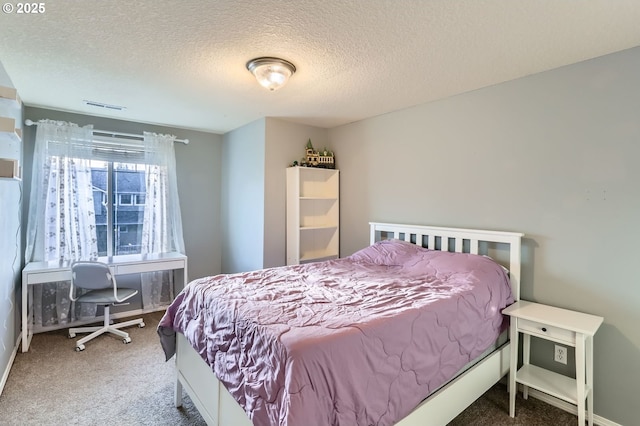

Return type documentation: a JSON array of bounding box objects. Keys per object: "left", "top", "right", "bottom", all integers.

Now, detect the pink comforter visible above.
[{"left": 158, "top": 239, "right": 513, "bottom": 426}]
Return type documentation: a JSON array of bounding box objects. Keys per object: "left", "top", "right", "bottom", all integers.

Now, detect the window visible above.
[
  {"left": 118, "top": 194, "right": 133, "bottom": 205},
  {"left": 92, "top": 160, "right": 146, "bottom": 256},
  {"left": 26, "top": 122, "right": 186, "bottom": 326},
  {"left": 134, "top": 194, "right": 146, "bottom": 205},
  {"left": 26, "top": 122, "right": 185, "bottom": 263}
]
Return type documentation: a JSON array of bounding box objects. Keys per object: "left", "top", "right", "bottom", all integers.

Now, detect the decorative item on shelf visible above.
[
  {"left": 291, "top": 139, "right": 335, "bottom": 169},
  {"left": 0, "top": 116, "right": 21, "bottom": 143},
  {"left": 0, "top": 158, "right": 20, "bottom": 180},
  {"left": 0, "top": 85, "right": 19, "bottom": 103}
]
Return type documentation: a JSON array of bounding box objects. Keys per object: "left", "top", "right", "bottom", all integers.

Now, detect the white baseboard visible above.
[
  {"left": 0, "top": 334, "right": 20, "bottom": 397},
  {"left": 521, "top": 386, "right": 621, "bottom": 426}
]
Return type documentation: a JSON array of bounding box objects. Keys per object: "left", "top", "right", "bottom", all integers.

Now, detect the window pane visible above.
[
  {"left": 89, "top": 160, "right": 147, "bottom": 257},
  {"left": 119, "top": 194, "right": 133, "bottom": 205},
  {"left": 113, "top": 162, "right": 146, "bottom": 255},
  {"left": 90, "top": 161, "right": 109, "bottom": 257}
]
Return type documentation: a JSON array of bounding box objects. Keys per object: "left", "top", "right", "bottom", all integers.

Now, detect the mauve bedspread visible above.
[{"left": 158, "top": 239, "right": 514, "bottom": 426}]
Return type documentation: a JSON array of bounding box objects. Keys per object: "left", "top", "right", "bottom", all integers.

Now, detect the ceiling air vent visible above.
[{"left": 83, "top": 100, "right": 126, "bottom": 111}]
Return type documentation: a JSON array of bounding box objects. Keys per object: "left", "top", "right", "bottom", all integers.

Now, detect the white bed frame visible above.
[{"left": 173, "top": 222, "right": 524, "bottom": 426}]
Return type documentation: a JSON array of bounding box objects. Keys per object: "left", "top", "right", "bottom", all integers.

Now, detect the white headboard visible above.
[{"left": 369, "top": 222, "right": 524, "bottom": 301}]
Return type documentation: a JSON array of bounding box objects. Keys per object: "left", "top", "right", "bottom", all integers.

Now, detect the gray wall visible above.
[
  {"left": 329, "top": 46, "right": 640, "bottom": 425},
  {"left": 22, "top": 107, "right": 223, "bottom": 283},
  {"left": 221, "top": 117, "right": 329, "bottom": 271},
  {"left": 0, "top": 63, "right": 21, "bottom": 394},
  {"left": 221, "top": 118, "right": 266, "bottom": 273},
  {"left": 264, "top": 119, "right": 328, "bottom": 267}
]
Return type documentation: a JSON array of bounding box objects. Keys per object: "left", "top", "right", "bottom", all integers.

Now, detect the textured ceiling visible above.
[{"left": 1, "top": 1, "right": 640, "bottom": 134}]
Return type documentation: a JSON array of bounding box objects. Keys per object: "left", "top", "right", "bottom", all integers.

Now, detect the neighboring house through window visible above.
[{"left": 91, "top": 161, "right": 146, "bottom": 256}]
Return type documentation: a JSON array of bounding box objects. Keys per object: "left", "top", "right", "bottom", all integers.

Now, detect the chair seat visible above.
[{"left": 76, "top": 288, "right": 138, "bottom": 304}]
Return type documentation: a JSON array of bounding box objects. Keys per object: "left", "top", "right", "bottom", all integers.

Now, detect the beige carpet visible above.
[
  {"left": 0, "top": 312, "right": 204, "bottom": 426},
  {"left": 448, "top": 383, "right": 578, "bottom": 425},
  {"left": 0, "top": 311, "right": 578, "bottom": 425}
]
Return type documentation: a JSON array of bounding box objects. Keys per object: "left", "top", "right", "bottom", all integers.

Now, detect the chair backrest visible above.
[{"left": 71, "top": 261, "right": 114, "bottom": 291}]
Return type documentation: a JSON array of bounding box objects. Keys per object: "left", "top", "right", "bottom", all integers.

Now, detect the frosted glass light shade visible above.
[{"left": 246, "top": 57, "right": 296, "bottom": 91}]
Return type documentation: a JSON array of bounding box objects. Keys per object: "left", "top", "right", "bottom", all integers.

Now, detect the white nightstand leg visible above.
[
  {"left": 509, "top": 320, "right": 518, "bottom": 418},
  {"left": 586, "top": 335, "right": 594, "bottom": 426},
  {"left": 576, "top": 335, "right": 586, "bottom": 426},
  {"left": 522, "top": 333, "right": 530, "bottom": 400}
]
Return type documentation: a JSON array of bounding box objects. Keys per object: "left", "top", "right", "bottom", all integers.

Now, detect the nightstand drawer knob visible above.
[{"left": 541, "top": 327, "right": 547, "bottom": 332}]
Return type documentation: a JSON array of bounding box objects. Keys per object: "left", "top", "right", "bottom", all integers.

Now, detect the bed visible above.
[{"left": 158, "top": 222, "right": 523, "bottom": 426}]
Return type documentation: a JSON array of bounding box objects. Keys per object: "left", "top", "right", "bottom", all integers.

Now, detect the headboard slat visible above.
[
  {"left": 428, "top": 234, "right": 435, "bottom": 250},
  {"left": 470, "top": 239, "right": 479, "bottom": 255},
  {"left": 454, "top": 238, "right": 463, "bottom": 253}
]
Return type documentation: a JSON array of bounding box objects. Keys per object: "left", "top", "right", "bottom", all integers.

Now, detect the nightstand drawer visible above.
[{"left": 518, "top": 318, "right": 576, "bottom": 345}]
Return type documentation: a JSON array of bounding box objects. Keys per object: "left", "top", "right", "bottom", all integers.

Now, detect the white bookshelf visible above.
[
  {"left": 0, "top": 85, "right": 22, "bottom": 179},
  {"left": 286, "top": 167, "right": 339, "bottom": 265}
]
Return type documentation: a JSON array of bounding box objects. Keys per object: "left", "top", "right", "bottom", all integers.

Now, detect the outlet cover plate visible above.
[{"left": 554, "top": 344, "right": 568, "bottom": 364}]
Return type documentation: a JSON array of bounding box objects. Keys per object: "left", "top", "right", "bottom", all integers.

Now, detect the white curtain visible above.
[
  {"left": 140, "top": 132, "right": 185, "bottom": 309},
  {"left": 25, "top": 120, "right": 99, "bottom": 326}
]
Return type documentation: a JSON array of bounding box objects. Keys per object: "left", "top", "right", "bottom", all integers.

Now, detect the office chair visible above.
[{"left": 68, "top": 261, "right": 145, "bottom": 351}]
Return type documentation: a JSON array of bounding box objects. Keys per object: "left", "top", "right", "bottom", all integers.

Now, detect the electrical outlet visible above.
[{"left": 554, "top": 344, "right": 567, "bottom": 364}]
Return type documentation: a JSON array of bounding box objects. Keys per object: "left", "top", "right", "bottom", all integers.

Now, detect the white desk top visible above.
[{"left": 23, "top": 251, "right": 187, "bottom": 272}]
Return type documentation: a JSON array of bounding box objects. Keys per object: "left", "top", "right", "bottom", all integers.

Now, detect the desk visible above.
[{"left": 21, "top": 252, "right": 187, "bottom": 352}]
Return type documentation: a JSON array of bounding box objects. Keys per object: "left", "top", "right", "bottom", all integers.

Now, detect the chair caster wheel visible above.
[
  {"left": 123, "top": 337, "right": 132, "bottom": 344},
  {"left": 75, "top": 344, "right": 85, "bottom": 352},
  {"left": 139, "top": 322, "right": 146, "bottom": 328}
]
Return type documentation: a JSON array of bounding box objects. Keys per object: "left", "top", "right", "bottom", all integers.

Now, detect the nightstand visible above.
[{"left": 502, "top": 300, "right": 603, "bottom": 426}]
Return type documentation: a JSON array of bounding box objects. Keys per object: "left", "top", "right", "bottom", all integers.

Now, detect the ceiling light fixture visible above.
[{"left": 246, "top": 57, "right": 296, "bottom": 91}]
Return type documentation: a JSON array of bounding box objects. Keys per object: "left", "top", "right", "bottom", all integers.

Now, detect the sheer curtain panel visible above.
[
  {"left": 25, "top": 120, "right": 99, "bottom": 326},
  {"left": 140, "top": 132, "right": 185, "bottom": 308}
]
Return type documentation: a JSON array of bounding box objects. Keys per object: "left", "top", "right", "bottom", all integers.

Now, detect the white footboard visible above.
[
  {"left": 396, "top": 342, "right": 511, "bottom": 425},
  {"left": 175, "top": 333, "right": 510, "bottom": 426},
  {"left": 175, "top": 332, "right": 250, "bottom": 426}
]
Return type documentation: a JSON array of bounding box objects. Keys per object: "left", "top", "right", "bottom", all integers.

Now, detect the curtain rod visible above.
[{"left": 24, "top": 119, "right": 189, "bottom": 144}]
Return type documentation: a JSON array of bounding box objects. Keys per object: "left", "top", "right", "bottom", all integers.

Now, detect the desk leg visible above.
[
  {"left": 509, "top": 321, "right": 518, "bottom": 418},
  {"left": 174, "top": 266, "right": 187, "bottom": 294},
  {"left": 576, "top": 334, "right": 586, "bottom": 426},
  {"left": 586, "top": 335, "right": 594, "bottom": 426},
  {"left": 523, "top": 333, "right": 530, "bottom": 400},
  {"left": 21, "top": 273, "right": 28, "bottom": 352}
]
